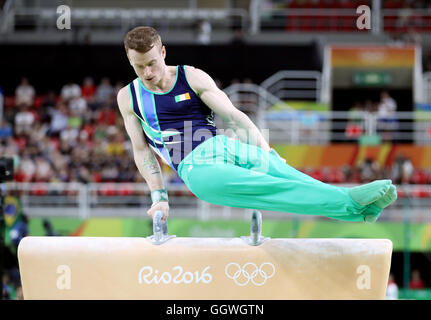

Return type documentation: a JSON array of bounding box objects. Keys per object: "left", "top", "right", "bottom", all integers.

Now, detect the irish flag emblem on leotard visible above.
[{"left": 175, "top": 92, "right": 191, "bottom": 102}]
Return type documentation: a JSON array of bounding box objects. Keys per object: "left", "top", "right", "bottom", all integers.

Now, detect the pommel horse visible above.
[{"left": 18, "top": 211, "right": 392, "bottom": 300}]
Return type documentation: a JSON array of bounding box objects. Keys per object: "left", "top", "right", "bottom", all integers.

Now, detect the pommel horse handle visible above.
[
  {"left": 251, "top": 210, "right": 261, "bottom": 244},
  {"left": 147, "top": 211, "right": 176, "bottom": 245},
  {"left": 241, "top": 210, "right": 269, "bottom": 246}
]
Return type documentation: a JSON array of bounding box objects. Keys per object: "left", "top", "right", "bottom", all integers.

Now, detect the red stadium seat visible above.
[
  {"left": 4, "top": 96, "right": 15, "bottom": 108},
  {"left": 65, "top": 189, "right": 78, "bottom": 196},
  {"left": 34, "top": 95, "right": 44, "bottom": 108},
  {"left": 396, "top": 189, "right": 406, "bottom": 198},
  {"left": 117, "top": 184, "right": 134, "bottom": 196},
  {"left": 30, "top": 184, "right": 48, "bottom": 196},
  {"left": 410, "top": 169, "right": 427, "bottom": 185},
  {"left": 345, "top": 124, "right": 363, "bottom": 138},
  {"left": 411, "top": 187, "right": 429, "bottom": 199},
  {"left": 327, "top": 167, "right": 345, "bottom": 183},
  {"left": 99, "top": 183, "right": 117, "bottom": 196},
  {"left": 93, "top": 172, "right": 101, "bottom": 183},
  {"left": 311, "top": 168, "right": 324, "bottom": 182}
]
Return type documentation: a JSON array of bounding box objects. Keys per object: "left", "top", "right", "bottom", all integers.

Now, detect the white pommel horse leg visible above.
[{"left": 18, "top": 210, "right": 393, "bottom": 300}]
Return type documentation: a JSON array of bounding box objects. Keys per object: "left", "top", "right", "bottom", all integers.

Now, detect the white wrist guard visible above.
[{"left": 151, "top": 189, "right": 169, "bottom": 206}]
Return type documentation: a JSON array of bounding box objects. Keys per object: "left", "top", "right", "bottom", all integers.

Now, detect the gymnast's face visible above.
[{"left": 127, "top": 44, "right": 166, "bottom": 87}]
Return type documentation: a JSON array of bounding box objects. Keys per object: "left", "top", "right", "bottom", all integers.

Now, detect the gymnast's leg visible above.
[
  {"left": 178, "top": 135, "right": 395, "bottom": 222},
  {"left": 225, "top": 135, "right": 397, "bottom": 220}
]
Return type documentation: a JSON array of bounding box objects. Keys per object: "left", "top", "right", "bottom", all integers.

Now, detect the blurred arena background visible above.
[{"left": 1, "top": 0, "right": 431, "bottom": 300}]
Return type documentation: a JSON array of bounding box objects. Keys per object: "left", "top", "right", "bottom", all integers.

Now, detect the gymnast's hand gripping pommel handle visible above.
[{"left": 147, "top": 210, "right": 176, "bottom": 245}]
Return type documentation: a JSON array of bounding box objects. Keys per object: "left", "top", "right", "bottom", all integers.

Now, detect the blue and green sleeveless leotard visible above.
[{"left": 128, "top": 65, "right": 218, "bottom": 173}]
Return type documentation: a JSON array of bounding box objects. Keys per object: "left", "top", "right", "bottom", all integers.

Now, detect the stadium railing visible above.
[{"left": 4, "top": 182, "right": 431, "bottom": 222}]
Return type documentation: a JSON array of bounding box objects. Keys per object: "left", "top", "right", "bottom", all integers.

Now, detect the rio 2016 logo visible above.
[{"left": 138, "top": 266, "right": 212, "bottom": 285}]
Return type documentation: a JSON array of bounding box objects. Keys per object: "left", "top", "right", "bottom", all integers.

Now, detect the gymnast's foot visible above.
[
  {"left": 362, "top": 184, "right": 398, "bottom": 223},
  {"left": 348, "top": 179, "right": 392, "bottom": 206},
  {"left": 373, "top": 184, "right": 397, "bottom": 209}
]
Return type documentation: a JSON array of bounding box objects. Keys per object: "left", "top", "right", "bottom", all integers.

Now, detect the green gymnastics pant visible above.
[{"left": 177, "top": 135, "right": 382, "bottom": 222}]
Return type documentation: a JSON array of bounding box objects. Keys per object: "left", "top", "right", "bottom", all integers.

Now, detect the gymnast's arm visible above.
[
  {"left": 185, "top": 66, "right": 271, "bottom": 152},
  {"left": 117, "top": 87, "right": 170, "bottom": 220}
]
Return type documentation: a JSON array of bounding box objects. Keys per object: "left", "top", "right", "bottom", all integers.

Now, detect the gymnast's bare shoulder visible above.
[{"left": 117, "top": 85, "right": 133, "bottom": 115}]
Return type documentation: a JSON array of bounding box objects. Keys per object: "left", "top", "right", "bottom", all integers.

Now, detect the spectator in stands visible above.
[
  {"left": 48, "top": 102, "right": 69, "bottom": 137},
  {"left": 51, "top": 148, "right": 68, "bottom": 171},
  {"left": 105, "top": 128, "right": 125, "bottom": 157},
  {"left": 41, "top": 90, "right": 57, "bottom": 109},
  {"left": 100, "top": 161, "right": 120, "bottom": 182},
  {"left": 378, "top": 91, "right": 397, "bottom": 119},
  {"left": 348, "top": 102, "right": 364, "bottom": 123},
  {"left": 60, "top": 124, "right": 79, "bottom": 149},
  {"left": 391, "top": 153, "right": 414, "bottom": 184},
  {"left": 378, "top": 91, "right": 398, "bottom": 141},
  {"left": 38, "top": 136, "right": 56, "bottom": 158},
  {"left": 196, "top": 19, "right": 212, "bottom": 45},
  {"left": 92, "top": 128, "right": 108, "bottom": 155},
  {"left": 32, "top": 121, "right": 49, "bottom": 142},
  {"left": 34, "top": 156, "right": 53, "bottom": 182},
  {"left": 16, "top": 154, "right": 35, "bottom": 182},
  {"left": 14, "top": 105, "right": 35, "bottom": 136},
  {"left": 386, "top": 273, "right": 399, "bottom": 300},
  {"left": 15, "top": 77, "right": 35, "bottom": 108},
  {"left": 358, "top": 155, "right": 381, "bottom": 182},
  {"left": 0, "top": 137, "right": 18, "bottom": 160},
  {"left": 340, "top": 165, "right": 354, "bottom": 183},
  {"left": 364, "top": 99, "right": 377, "bottom": 113},
  {"left": 95, "top": 77, "right": 115, "bottom": 106},
  {"left": 81, "top": 76, "right": 97, "bottom": 101},
  {"left": 68, "top": 109, "right": 84, "bottom": 132},
  {"left": 0, "top": 119, "right": 13, "bottom": 141},
  {"left": 409, "top": 269, "right": 426, "bottom": 290},
  {"left": 69, "top": 95, "right": 88, "bottom": 116},
  {"left": 61, "top": 80, "right": 81, "bottom": 102},
  {"left": 80, "top": 117, "right": 96, "bottom": 140},
  {"left": 71, "top": 164, "right": 93, "bottom": 183},
  {"left": 96, "top": 103, "right": 117, "bottom": 126}
]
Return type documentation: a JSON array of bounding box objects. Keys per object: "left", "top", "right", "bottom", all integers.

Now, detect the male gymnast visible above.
[{"left": 117, "top": 26, "right": 397, "bottom": 223}]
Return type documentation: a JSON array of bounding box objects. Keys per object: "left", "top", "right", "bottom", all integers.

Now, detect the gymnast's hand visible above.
[{"left": 147, "top": 201, "right": 170, "bottom": 222}]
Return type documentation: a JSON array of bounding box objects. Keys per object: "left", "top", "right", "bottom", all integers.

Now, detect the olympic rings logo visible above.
[{"left": 225, "top": 262, "right": 276, "bottom": 286}]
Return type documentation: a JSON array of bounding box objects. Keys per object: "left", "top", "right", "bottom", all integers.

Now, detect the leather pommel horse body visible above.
[{"left": 18, "top": 212, "right": 393, "bottom": 300}]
